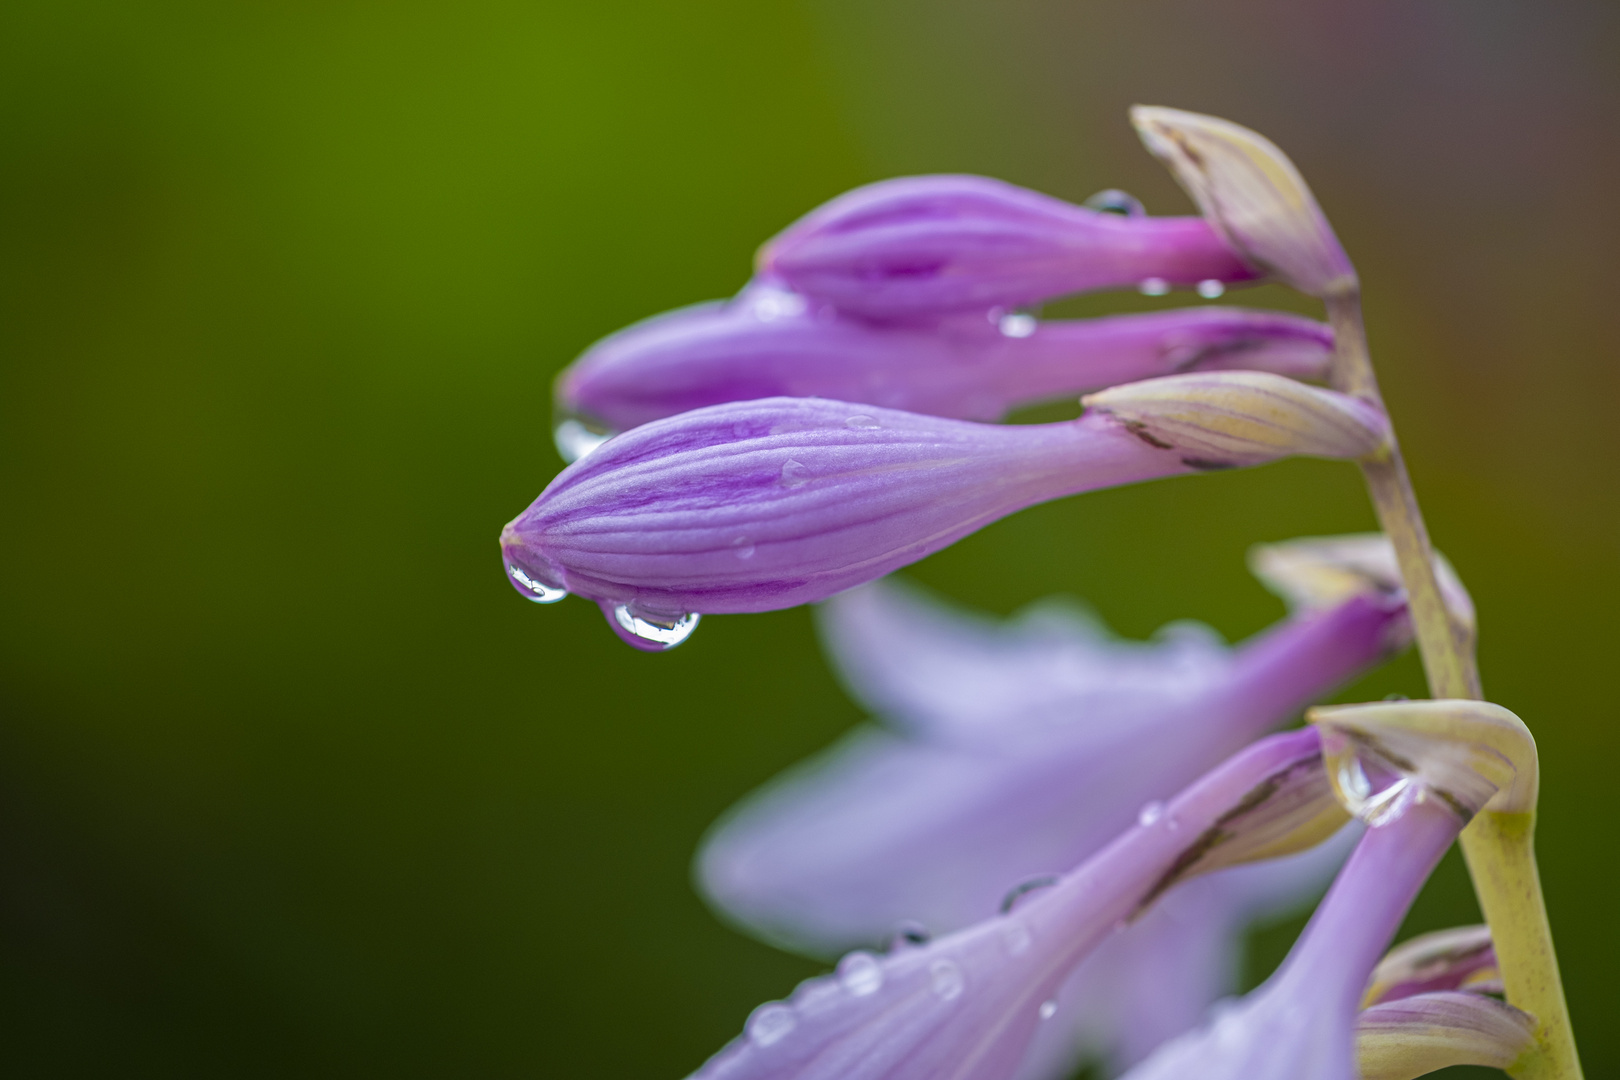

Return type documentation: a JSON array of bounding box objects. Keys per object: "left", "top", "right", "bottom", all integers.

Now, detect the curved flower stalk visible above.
[
  {"left": 690, "top": 729, "right": 1343, "bottom": 1080},
  {"left": 554, "top": 277, "right": 1333, "bottom": 440},
  {"left": 501, "top": 380, "right": 1388, "bottom": 648},
  {"left": 758, "top": 175, "right": 1261, "bottom": 322},
  {"left": 1116, "top": 701, "right": 1533, "bottom": 1080}
]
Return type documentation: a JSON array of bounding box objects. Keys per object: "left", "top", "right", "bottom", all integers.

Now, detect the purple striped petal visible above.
[{"left": 758, "top": 176, "right": 1260, "bottom": 320}]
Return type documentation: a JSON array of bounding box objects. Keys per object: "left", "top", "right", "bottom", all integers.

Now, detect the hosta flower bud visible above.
[
  {"left": 1356, "top": 991, "right": 1535, "bottom": 1080},
  {"left": 555, "top": 278, "right": 1334, "bottom": 436},
  {"left": 1250, "top": 533, "right": 1475, "bottom": 638},
  {"left": 1131, "top": 106, "right": 1358, "bottom": 298},
  {"left": 1081, "top": 370, "right": 1390, "bottom": 467},
  {"left": 758, "top": 175, "right": 1259, "bottom": 321},
  {"left": 1363, "top": 925, "right": 1500, "bottom": 1006}
]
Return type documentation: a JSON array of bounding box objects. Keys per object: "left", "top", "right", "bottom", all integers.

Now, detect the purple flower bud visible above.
[
  {"left": 501, "top": 387, "right": 1382, "bottom": 647},
  {"left": 1363, "top": 925, "right": 1500, "bottom": 1006},
  {"left": 1356, "top": 991, "right": 1535, "bottom": 1078},
  {"left": 757, "top": 176, "right": 1261, "bottom": 321},
  {"left": 555, "top": 278, "right": 1333, "bottom": 437}
]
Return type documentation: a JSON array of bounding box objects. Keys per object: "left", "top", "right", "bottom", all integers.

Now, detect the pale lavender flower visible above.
[
  {"left": 555, "top": 277, "right": 1332, "bottom": 438},
  {"left": 501, "top": 385, "right": 1387, "bottom": 648},
  {"left": 690, "top": 729, "right": 1341, "bottom": 1080},
  {"left": 758, "top": 176, "right": 1261, "bottom": 321},
  {"left": 1355, "top": 991, "right": 1535, "bottom": 1078}
]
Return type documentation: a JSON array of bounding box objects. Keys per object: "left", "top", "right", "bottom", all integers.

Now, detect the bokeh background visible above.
[{"left": 3, "top": 1, "right": 1617, "bottom": 1075}]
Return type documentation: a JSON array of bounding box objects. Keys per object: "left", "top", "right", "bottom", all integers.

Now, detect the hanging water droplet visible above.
[
  {"left": 836, "top": 951, "right": 884, "bottom": 997},
  {"left": 1000, "top": 921, "right": 1033, "bottom": 957},
  {"left": 1137, "top": 800, "right": 1166, "bottom": 827},
  {"left": 1196, "top": 279, "right": 1226, "bottom": 299},
  {"left": 553, "top": 416, "right": 617, "bottom": 464},
  {"left": 889, "top": 921, "right": 930, "bottom": 950},
  {"left": 504, "top": 552, "right": 568, "bottom": 604},
  {"left": 609, "top": 604, "right": 701, "bottom": 650},
  {"left": 780, "top": 459, "right": 813, "bottom": 487},
  {"left": 1138, "top": 277, "right": 1171, "bottom": 297},
  {"left": 751, "top": 288, "right": 808, "bottom": 323},
  {"left": 732, "top": 536, "right": 756, "bottom": 560},
  {"left": 998, "top": 312, "right": 1038, "bottom": 338},
  {"left": 1000, "top": 876, "right": 1059, "bottom": 914},
  {"left": 1039, "top": 1000, "right": 1058, "bottom": 1020},
  {"left": 1084, "top": 189, "right": 1145, "bottom": 217},
  {"left": 845, "top": 415, "right": 881, "bottom": 430},
  {"left": 747, "top": 1003, "right": 797, "bottom": 1047},
  {"left": 929, "top": 959, "right": 964, "bottom": 1001}
]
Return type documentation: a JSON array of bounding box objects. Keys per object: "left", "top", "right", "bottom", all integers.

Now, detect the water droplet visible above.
[
  {"left": 845, "top": 415, "right": 881, "bottom": 430},
  {"left": 1000, "top": 921, "right": 1032, "bottom": 957},
  {"left": 504, "top": 552, "right": 568, "bottom": 604},
  {"left": 997, "top": 312, "right": 1038, "bottom": 338},
  {"left": 929, "top": 959, "right": 965, "bottom": 1000},
  {"left": 553, "top": 417, "right": 617, "bottom": 464},
  {"left": 837, "top": 952, "right": 884, "bottom": 997},
  {"left": 1196, "top": 279, "right": 1226, "bottom": 299},
  {"left": 1138, "top": 277, "right": 1171, "bottom": 297},
  {"left": 1084, "top": 189, "right": 1145, "bottom": 217},
  {"left": 1000, "top": 876, "right": 1059, "bottom": 914},
  {"left": 610, "top": 604, "right": 700, "bottom": 650},
  {"left": 749, "top": 285, "right": 808, "bottom": 323},
  {"left": 1137, "top": 800, "right": 1166, "bottom": 827},
  {"left": 732, "top": 536, "right": 756, "bottom": 560},
  {"left": 1039, "top": 1000, "right": 1058, "bottom": 1020},
  {"left": 1383, "top": 692, "right": 1410, "bottom": 702},
  {"left": 747, "top": 1003, "right": 797, "bottom": 1047},
  {"left": 780, "top": 459, "right": 813, "bottom": 487},
  {"left": 889, "top": 921, "right": 930, "bottom": 950}
]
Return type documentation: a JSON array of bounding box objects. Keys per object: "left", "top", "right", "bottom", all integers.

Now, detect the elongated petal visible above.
[
  {"left": 1364, "top": 925, "right": 1499, "bottom": 1006},
  {"left": 556, "top": 280, "right": 1333, "bottom": 433},
  {"left": 1131, "top": 106, "right": 1357, "bottom": 298},
  {"left": 698, "top": 580, "right": 1396, "bottom": 952},
  {"left": 692, "top": 731, "right": 1336, "bottom": 1080},
  {"left": 759, "top": 175, "right": 1260, "bottom": 320},
  {"left": 1356, "top": 991, "right": 1535, "bottom": 1079}
]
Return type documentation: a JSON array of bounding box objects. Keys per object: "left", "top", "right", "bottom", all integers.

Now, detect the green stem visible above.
[{"left": 1325, "top": 291, "right": 1582, "bottom": 1079}]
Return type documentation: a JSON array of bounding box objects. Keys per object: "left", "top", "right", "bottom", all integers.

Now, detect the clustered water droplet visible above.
[
  {"left": 1137, "top": 800, "right": 1166, "bottom": 827},
  {"left": 780, "top": 459, "right": 813, "bottom": 487},
  {"left": 836, "top": 951, "right": 884, "bottom": 997},
  {"left": 610, "top": 604, "right": 701, "bottom": 650},
  {"left": 747, "top": 1002, "right": 797, "bottom": 1047},
  {"left": 997, "top": 312, "right": 1038, "bottom": 338},
  {"left": 1196, "top": 278, "right": 1226, "bottom": 299},
  {"left": 1138, "top": 277, "right": 1171, "bottom": 297},
  {"left": 1083, "top": 189, "right": 1145, "bottom": 217},
  {"left": 929, "top": 959, "right": 965, "bottom": 1001},
  {"left": 1039, "top": 1000, "right": 1058, "bottom": 1020}
]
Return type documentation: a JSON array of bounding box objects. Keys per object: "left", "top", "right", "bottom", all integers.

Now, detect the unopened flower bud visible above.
[
  {"left": 1130, "top": 106, "right": 1358, "bottom": 298},
  {"left": 1357, "top": 991, "right": 1536, "bottom": 1080},
  {"left": 1363, "top": 925, "right": 1500, "bottom": 1007},
  {"left": 1081, "top": 370, "right": 1390, "bottom": 468},
  {"left": 759, "top": 175, "right": 1260, "bottom": 320}
]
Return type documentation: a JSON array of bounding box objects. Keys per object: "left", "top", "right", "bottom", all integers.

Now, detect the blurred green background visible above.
[{"left": 2, "top": 0, "right": 1616, "bottom": 1075}]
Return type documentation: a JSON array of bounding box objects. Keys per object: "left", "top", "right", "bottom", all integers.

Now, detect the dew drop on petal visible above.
[
  {"left": 889, "top": 921, "right": 930, "bottom": 950},
  {"left": 1084, "top": 189, "right": 1145, "bottom": 217},
  {"left": 845, "top": 415, "right": 881, "bottom": 430},
  {"left": 732, "top": 536, "right": 756, "bottom": 560},
  {"left": 747, "top": 1003, "right": 797, "bottom": 1047},
  {"left": 1137, "top": 800, "right": 1166, "bottom": 827},
  {"left": 505, "top": 553, "right": 568, "bottom": 604},
  {"left": 611, "top": 604, "right": 700, "bottom": 650},
  {"left": 780, "top": 459, "right": 813, "bottom": 487},
  {"left": 836, "top": 952, "right": 884, "bottom": 997},
  {"left": 1196, "top": 278, "right": 1226, "bottom": 299},
  {"left": 1000, "top": 921, "right": 1033, "bottom": 957},
  {"left": 929, "top": 959, "right": 965, "bottom": 1001},
  {"left": 553, "top": 417, "right": 616, "bottom": 464},
  {"left": 1039, "top": 1000, "right": 1058, "bottom": 1020},
  {"left": 1000, "top": 876, "right": 1059, "bottom": 914},
  {"left": 998, "top": 312, "right": 1038, "bottom": 338},
  {"left": 1138, "top": 277, "right": 1171, "bottom": 297}
]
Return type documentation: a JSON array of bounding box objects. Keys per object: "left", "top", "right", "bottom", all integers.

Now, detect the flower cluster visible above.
[{"left": 500, "top": 108, "right": 1580, "bottom": 1078}]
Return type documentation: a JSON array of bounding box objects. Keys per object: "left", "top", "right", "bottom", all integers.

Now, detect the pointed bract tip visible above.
[
  {"left": 1364, "top": 924, "right": 1499, "bottom": 1007},
  {"left": 1129, "top": 105, "right": 1358, "bottom": 298},
  {"left": 1249, "top": 533, "right": 1475, "bottom": 633},
  {"left": 1357, "top": 991, "right": 1537, "bottom": 1079},
  {"left": 1082, "top": 370, "right": 1389, "bottom": 467}
]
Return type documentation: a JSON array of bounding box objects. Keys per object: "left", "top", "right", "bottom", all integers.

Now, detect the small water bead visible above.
[
  {"left": 1137, "top": 800, "right": 1166, "bottom": 827},
  {"left": 929, "top": 959, "right": 965, "bottom": 1001},
  {"left": 780, "top": 459, "right": 813, "bottom": 487},
  {"left": 1000, "top": 876, "right": 1059, "bottom": 914},
  {"left": 508, "top": 564, "right": 568, "bottom": 604},
  {"left": 890, "top": 921, "right": 931, "bottom": 950},
  {"left": 1083, "top": 189, "right": 1145, "bottom": 218},
  {"left": 611, "top": 604, "right": 701, "bottom": 650},
  {"left": 747, "top": 1003, "right": 798, "bottom": 1047},
  {"left": 751, "top": 289, "right": 808, "bottom": 323},
  {"left": 1196, "top": 278, "right": 1226, "bottom": 299},
  {"left": 732, "top": 536, "right": 756, "bottom": 560},
  {"left": 836, "top": 951, "right": 884, "bottom": 997},
  {"left": 997, "top": 312, "right": 1038, "bottom": 338},
  {"left": 1039, "top": 1000, "right": 1058, "bottom": 1020},
  {"left": 1138, "top": 277, "right": 1171, "bottom": 297},
  {"left": 845, "top": 415, "right": 882, "bottom": 430},
  {"left": 1000, "top": 921, "right": 1033, "bottom": 957},
  {"left": 553, "top": 417, "right": 616, "bottom": 464}
]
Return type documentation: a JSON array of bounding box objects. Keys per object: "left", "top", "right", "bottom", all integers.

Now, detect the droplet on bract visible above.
[
  {"left": 845, "top": 415, "right": 881, "bottom": 430},
  {"left": 998, "top": 312, "right": 1038, "bottom": 338},
  {"left": 1000, "top": 876, "right": 1059, "bottom": 914},
  {"left": 1084, "top": 189, "right": 1145, "bottom": 217},
  {"left": 750, "top": 288, "right": 808, "bottom": 323},
  {"left": 1321, "top": 729, "right": 1425, "bottom": 827},
  {"left": 1138, "top": 277, "right": 1171, "bottom": 297},
  {"left": 929, "top": 959, "right": 965, "bottom": 1001},
  {"left": 836, "top": 952, "right": 884, "bottom": 997},
  {"left": 1137, "top": 800, "right": 1166, "bottom": 827},
  {"left": 780, "top": 459, "right": 813, "bottom": 487},
  {"left": 889, "top": 921, "right": 930, "bottom": 950},
  {"left": 747, "top": 1003, "right": 797, "bottom": 1047},
  {"left": 1196, "top": 278, "right": 1226, "bottom": 299},
  {"left": 553, "top": 416, "right": 617, "bottom": 464},
  {"left": 608, "top": 604, "right": 700, "bottom": 650},
  {"left": 732, "top": 536, "right": 756, "bottom": 560},
  {"left": 1039, "top": 1000, "right": 1058, "bottom": 1020},
  {"left": 504, "top": 552, "right": 569, "bottom": 604}
]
